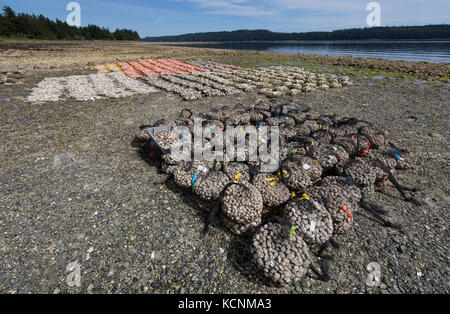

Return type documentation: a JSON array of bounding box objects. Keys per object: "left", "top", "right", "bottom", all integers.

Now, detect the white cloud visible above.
[
  {"left": 89, "top": 0, "right": 173, "bottom": 15},
  {"left": 171, "top": 0, "right": 277, "bottom": 16},
  {"left": 172, "top": 0, "right": 450, "bottom": 24}
]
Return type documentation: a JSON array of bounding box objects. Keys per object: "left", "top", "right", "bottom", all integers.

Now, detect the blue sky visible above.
[{"left": 1, "top": 0, "right": 449, "bottom": 37}]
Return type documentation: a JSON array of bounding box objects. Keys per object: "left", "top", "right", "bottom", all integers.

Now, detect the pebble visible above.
[
  {"left": 1, "top": 61, "right": 446, "bottom": 294},
  {"left": 6, "top": 72, "right": 24, "bottom": 79},
  {"left": 12, "top": 96, "right": 26, "bottom": 102},
  {"left": 53, "top": 153, "right": 74, "bottom": 166},
  {"left": 429, "top": 133, "right": 442, "bottom": 139}
]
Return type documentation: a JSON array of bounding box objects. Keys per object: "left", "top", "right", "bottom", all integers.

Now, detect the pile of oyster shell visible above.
[
  {"left": 143, "top": 65, "right": 352, "bottom": 100},
  {"left": 27, "top": 72, "right": 159, "bottom": 103}
]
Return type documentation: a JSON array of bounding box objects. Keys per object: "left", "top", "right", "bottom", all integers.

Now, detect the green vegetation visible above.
[
  {"left": 0, "top": 6, "right": 140, "bottom": 40},
  {"left": 144, "top": 25, "right": 450, "bottom": 42}
]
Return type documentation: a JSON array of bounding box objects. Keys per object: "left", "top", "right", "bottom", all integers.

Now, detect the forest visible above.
[
  {"left": 1, "top": 5, "right": 448, "bottom": 43},
  {"left": 143, "top": 25, "right": 450, "bottom": 42},
  {"left": 0, "top": 6, "right": 140, "bottom": 40}
]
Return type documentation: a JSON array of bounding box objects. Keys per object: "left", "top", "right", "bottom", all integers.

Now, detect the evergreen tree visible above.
[
  {"left": 143, "top": 25, "right": 450, "bottom": 42},
  {"left": 0, "top": 6, "right": 140, "bottom": 40}
]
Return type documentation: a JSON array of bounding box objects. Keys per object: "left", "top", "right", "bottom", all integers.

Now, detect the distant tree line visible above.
[
  {"left": 0, "top": 6, "right": 140, "bottom": 40},
  {"left": 143, "top": 25, "right": 450, "bottom": 42}
]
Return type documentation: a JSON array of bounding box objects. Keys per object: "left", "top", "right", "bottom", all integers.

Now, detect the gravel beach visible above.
[{"left": 0, "top": 41, "right": 449, "bottom": 294}]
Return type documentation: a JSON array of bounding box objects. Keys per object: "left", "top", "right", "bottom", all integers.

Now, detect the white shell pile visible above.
[
  {"left": 108, "top": 72, "right": 159, "bottom": 95},
  {"left": 27, "top": 73, "right": 159, "bottom": 103},
  {"left": 178, "top": 73, "right": 241, "bottom": 95},
  {"left": 28, "top": 62, "right": 352, "bottom": 103},
  {"left": 89, "top": 73, "right": 133, "bottom": 98},
  {"left": 142, "top": 63, "right": 353, "bottom": 101},
  {"left": 143, "top": 76, "right": 202, "bottom": 101},
  {"left": 66, "top": 75, "right": 103, "bottom": 101},
  {"left": 195, "top": 65, "right": 353, "bottom": 98},
  {"left": 27, "top": 77, "right": 67, "bottom": 102}
]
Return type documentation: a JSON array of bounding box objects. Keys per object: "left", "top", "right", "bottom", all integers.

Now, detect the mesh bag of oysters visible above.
[{"left": 134, "top": 100, "right": 420, "bottom": 286}]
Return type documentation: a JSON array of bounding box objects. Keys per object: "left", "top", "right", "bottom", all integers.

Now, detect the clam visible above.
[{"left": 251, "top": 222, "right": 312, "bottom": 286}]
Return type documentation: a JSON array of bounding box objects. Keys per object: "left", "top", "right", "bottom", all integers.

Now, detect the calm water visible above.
[{"left": 170, "top": 41, "right": 450, "bottom": 63}]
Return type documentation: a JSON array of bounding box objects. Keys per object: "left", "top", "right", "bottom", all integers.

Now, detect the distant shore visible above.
[
  {"left": 150, "top": 39, "right": 450, "bottom": 44},
  {"left": 0, "top": 40, "right": 448, "bottom": 81}
]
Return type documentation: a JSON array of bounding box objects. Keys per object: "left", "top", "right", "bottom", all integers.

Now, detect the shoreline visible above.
[
  {"left": 150, "top": 38, "right": 450, "bottom": 43},
  {"left": 0, "top": 40, "right": 449, "bottom": 81}
]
